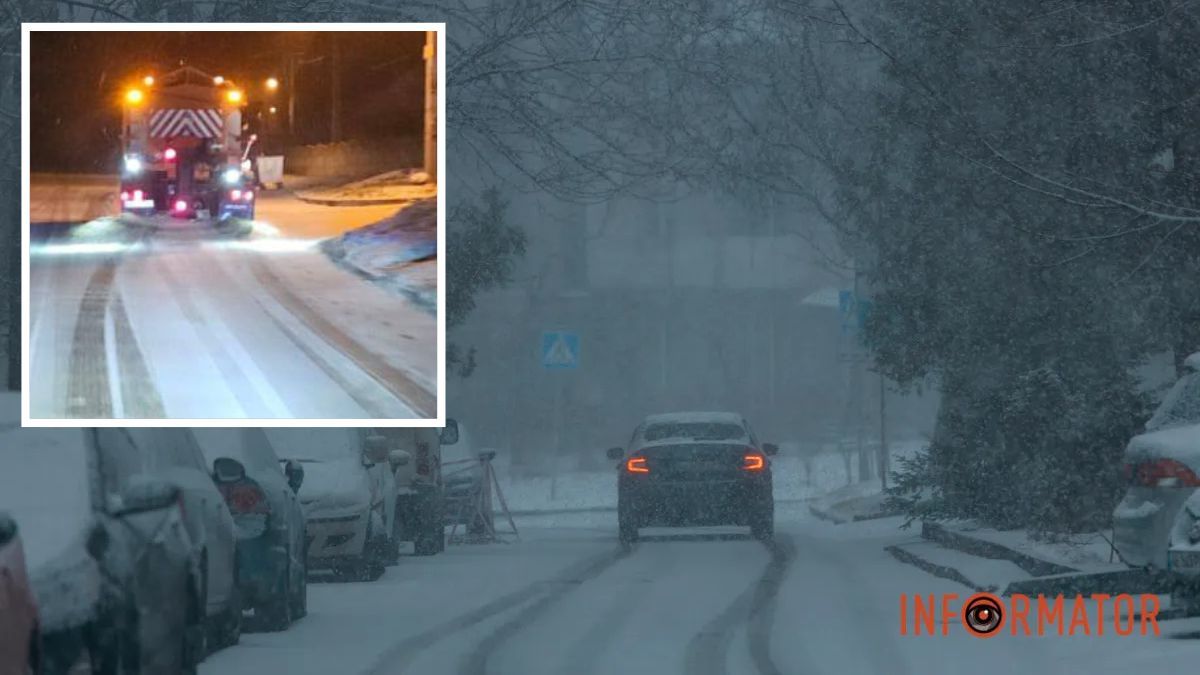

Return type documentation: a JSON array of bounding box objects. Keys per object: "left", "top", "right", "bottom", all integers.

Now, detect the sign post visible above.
[{"left": 541, "top": 331, "right": 579, "bottom": 501}]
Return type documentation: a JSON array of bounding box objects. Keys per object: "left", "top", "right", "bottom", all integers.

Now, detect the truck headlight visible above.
[
  {"left": 124, "top": 156, "right": 142, "bottom": 175},
  {"left": 222, "top": 168, "right": 241, "bottom": 185}
]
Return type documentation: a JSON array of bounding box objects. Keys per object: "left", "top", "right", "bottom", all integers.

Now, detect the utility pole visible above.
[
  {"left": 423, "top": 30, "right": 437, "bottom": 182},
  {"left": 330, "top": 33, "right": 342, "bottom": 142},
  {"left": 286, "top": 54, "right": 297, "bottom": 140}
]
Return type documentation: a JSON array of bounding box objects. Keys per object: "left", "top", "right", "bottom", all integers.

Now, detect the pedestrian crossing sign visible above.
[{"left": 541, "top": 331, "right": 579, "bottom": 369}]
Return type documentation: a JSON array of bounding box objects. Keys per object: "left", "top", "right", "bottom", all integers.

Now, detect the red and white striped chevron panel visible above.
[{"left": 148, "top": 109, "right": 224, "bottom": 138}]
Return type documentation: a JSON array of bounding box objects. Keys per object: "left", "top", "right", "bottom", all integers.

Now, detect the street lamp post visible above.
[{"left": 424, "top": 30, "right": 437, "bottom": 183}]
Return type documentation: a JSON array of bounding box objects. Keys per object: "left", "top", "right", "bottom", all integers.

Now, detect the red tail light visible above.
[
  {"left": 120, "top": 191, "right": 130, "bottom": 202},
  {"left": 164, "top": 147, "right": 177, "bottom": 161},
  {"left": 1131, "top": 459, "right": 1200, "bottom": 487},
  {"left": 230, "top": 189, "right": 242, "bottom": 201},
  {"left": 743, "top": 451, "right": 766, "bottom": 471},
  {"left": 133, "top": 189, "right": 144, "bottom": 201},
  {"left": 174, "top": 199, "right": 187, "bottom": 212},
  {"left": 626, "top": 456, "right": 649, "bottom": 474},
  {"left": 218, "top": 482, "right": 269, "bottom": 514},
  {"left": 243, "top": 191, "right": 254, "bottom": 201}
]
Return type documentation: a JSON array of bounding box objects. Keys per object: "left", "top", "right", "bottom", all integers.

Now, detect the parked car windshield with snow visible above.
[{"left": 0, "top": 424, "right": 201, "bottom": 673}]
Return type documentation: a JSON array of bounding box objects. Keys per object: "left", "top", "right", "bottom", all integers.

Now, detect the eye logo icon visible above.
[{"left": 963, "top": 593, "right": 1004, "bottom": 638}]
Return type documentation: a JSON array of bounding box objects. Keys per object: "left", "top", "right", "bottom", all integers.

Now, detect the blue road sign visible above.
[{"left": 541, "top": 331, "right": 580, "bottom": 369}]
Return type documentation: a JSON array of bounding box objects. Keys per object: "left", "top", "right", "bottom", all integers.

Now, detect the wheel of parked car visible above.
[
  {"left": 412, "top": 508, "right": 442, "bottom": 557},
  {"left": 259, "top": 564, "right": 293, "bottom": 632},
  {"left": 290, "top": 556, "right": 308, "bottom": 620},
  {"left": 217, "top": 585, "right": 242, "bottom": 648}
]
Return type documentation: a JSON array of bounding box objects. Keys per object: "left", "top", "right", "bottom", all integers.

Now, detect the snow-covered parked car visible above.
[
  {"left": 115, "top": 429, "right": 241, "bottom": 654},
  {"left": 0, "top": 511, "right": 40, "bottom": 675},
  {"left": 1113, "top": 353, "right": 1200, "bottom": 569},
  {"left": 266, "top": 429, "right": 397, "bottom": 581},
  {"left": 0, "top": 425, "right": 202, "bottom": 674},
  {"left": 193, "top": 428, "right": 308, "bottom": 631}
]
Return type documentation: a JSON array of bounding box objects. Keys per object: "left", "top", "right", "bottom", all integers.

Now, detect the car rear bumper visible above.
[
  {"left": 236, "top": 531, "right": 289, "bottom": 605},
  {"left": 621, "top": 478, "right": 771, "bottom": 527},
  {"left": 304, "top": 513, "right": 368, "bottom": 567},
  {"left": 1112, "top": 487, "right": 1195, "bottom": 568}
]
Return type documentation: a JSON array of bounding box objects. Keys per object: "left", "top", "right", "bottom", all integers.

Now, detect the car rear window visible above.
[
  {"left": 642, "top": 422, "right": 745, "bottom": 442},
  {"left": 266, "top": 428, "right": 360, "bottom": 462},
  {"left": 639, "top": 443, "right": 747, "bottom": 462},
  {"left": 0, "top": 427, "right": 94, "bottom": 569},
  {"left": 192, "top": 428, "right": 281, "bottom": 473}
]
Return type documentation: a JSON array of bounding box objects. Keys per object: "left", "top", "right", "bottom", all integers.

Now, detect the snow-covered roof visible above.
[{"left": 642, "top": 411, "right": 745, "bottom": 425}]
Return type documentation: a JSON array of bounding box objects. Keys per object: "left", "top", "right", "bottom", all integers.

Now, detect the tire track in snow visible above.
[
  {"left": 457, "top": 544, "right": 635, "bottom": 675},
  {"left": 683, "top": 534, "right": 794, "bottom": 675},
  {"left": 368, "top": 545, "right": 630, "bottom": 675},
  {"left": 65, "top": 260, "right": 116, "bottom": 417}
]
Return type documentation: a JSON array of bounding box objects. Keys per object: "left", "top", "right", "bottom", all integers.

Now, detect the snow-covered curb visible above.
[
  {"left": 807, "top": 481, "right": 901, "bottom": 524},
  {"left": 320, "top": 198, "right": 437, "bottom": 314},
  {"left": 295, "top": 171, "right": 436, "bottom": 206},
  {"left": 921, "top": 521, "right": 1083, "bottom": 577}
]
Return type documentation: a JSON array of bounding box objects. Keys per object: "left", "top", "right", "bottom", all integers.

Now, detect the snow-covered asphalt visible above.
[
  {"left": 199, "top": 506, "right": 1200, "bottom": 675},
  {"left": 28, "top": 177, "right": 436, "bottom": 419}
]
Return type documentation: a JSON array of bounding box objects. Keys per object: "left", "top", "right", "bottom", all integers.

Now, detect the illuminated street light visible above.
[
  {"left": 125, "top": 89, "right": 144, "bottom": 105},
  {"left": 269, "top": 106, "right": 277, "bottom": 114},
  {"left": 265, "top": 77, "right": 279, "bottom": 91},
  {"left": 213, "top": 75, "right": 225, "bottom": 85},
  {"left": 226, "top": 89, "right": 243, "bottom": 104},
  {"left": 142, "top": 75, "right": 154, "bottom": 87}
]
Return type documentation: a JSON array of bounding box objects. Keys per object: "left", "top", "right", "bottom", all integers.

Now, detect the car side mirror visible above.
[
  {"left": 211, "top": 457, "right": 247, "bottom": 484},
  {"left": 0, "top": 512, "right": 16, "bottom": 548},
  {"left": 388, "top": 449, "right": 411, "bottom": 468},
  {"left": 763, "top": 443, "right": 779, "bottom": 457},
  {"left": 363, "top": 434, "right": 390, "bottom": 465},
  {"left": 114, "top": 480, "right": 181, "bottom": 517},
  {"left": 606, "top": 447, "right": 624, "bottom": 460},
  {"left": 440, "top": 419, "right": 460, "bottom": 446},
  {"left": 284, "top": 460, "right": 305, "bottom": 493}
]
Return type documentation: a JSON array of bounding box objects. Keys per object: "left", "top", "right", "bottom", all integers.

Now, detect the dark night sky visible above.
[{"left": 30, "top": 30, "right": 426, "bottom": 172}]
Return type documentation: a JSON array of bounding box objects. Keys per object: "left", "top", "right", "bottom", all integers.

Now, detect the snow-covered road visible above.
[
  {"left": 28, "top": 178, "right": 436, "bottom": 419},
  {"left": 198, "top": 506, "right": 1200, "bottom": 675}
]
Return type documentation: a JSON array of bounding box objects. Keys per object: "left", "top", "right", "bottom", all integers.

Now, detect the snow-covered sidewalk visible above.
[
  {"left": 294, "top": 170, "right": 437, "bottom": 206},
  {"left": 321, "top": 198, "right": 437, "bottom": 314}
]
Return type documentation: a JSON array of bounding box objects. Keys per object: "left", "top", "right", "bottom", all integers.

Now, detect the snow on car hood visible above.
[
  {"left": 1125, "top": 424, "right": 1200, "bottom": 468},
  {"left": 296, "top": 459, "right": 372, "bottom": 516}
]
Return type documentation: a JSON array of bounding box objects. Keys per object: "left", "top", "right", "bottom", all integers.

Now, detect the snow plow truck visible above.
[{"left": 119, "top": 66, "right": 258, "bottom": 221}]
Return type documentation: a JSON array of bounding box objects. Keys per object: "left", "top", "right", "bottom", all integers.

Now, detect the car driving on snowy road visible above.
[{"left": 607, "top": 412, "right": 778, "bottom": 545}]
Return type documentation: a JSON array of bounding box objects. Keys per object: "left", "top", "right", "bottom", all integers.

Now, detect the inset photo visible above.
[{"left": 22, "top": 24, "right": 444, "bottom": 425}]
